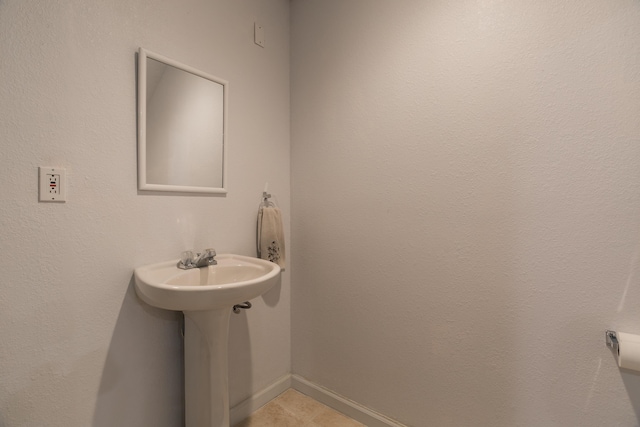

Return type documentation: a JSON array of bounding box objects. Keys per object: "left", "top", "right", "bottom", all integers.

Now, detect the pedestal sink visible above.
[{"left": 134, "top": 254, "right": 281, "bottom": 427}]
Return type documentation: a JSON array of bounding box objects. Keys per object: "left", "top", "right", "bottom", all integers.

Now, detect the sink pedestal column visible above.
[{"left": 184, "top": 308, "right": 232, "bottom": 427}]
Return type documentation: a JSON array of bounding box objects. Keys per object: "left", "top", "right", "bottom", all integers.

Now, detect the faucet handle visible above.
[
  {"left": 181, "top": 250, "right": 195, "bottom": 264},
  {"left": 200, "top": 248, "right": 217, "bottom": 266},
  {"left": 178, "top": 250, "right": 196, "bottom": 269}
]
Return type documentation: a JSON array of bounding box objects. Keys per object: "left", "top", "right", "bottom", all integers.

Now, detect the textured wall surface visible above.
[
  {"left": 0, "top": 1, "right": 290, "bottom": 426},
  {"left": 291, "top": 0, "right": 640, "bottom": 425}
]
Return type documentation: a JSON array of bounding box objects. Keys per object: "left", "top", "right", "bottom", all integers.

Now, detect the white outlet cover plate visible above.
[{"left": 39, "top": 166, "right": 66, "bottom": 202}]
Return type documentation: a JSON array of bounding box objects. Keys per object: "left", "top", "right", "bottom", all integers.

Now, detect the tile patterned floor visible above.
[{"left": 233, "top": 389, "right": 366, "bottom": 427}]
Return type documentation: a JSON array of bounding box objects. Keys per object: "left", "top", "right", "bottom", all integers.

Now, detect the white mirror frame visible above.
[{"left": 137, "top": 48, "right": 228, "bottom": 194}]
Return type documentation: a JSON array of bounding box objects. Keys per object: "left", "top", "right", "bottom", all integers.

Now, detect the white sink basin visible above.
[{"left": 134, "top": 253, "right": 280, "bottom": 312}]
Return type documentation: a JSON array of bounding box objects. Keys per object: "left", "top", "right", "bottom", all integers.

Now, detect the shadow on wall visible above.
[
  {"left": 622, "top": 371, "right": 640, "bottom": 420},
  {"left": 92, "top": 279, "right": 184, "bottom": 427},
  {"left": 228, "top": 276, "right": 282, "bottom": 409},
  {"left": 262, "top": 275, "right": 281, "bottom": 308},
  {"left": 228, "top": 307, "right": 253, "bottom": 408}
]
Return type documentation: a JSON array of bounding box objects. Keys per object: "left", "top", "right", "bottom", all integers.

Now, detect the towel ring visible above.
[{"left": 260, "top": 191, "right": 276, "bottom": 208}]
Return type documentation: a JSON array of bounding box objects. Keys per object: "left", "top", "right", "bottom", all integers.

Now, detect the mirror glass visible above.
[{"left": 138, "top": 48, "right": 227, "bottom": 194}]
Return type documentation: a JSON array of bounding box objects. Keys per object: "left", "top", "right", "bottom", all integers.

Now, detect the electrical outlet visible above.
[
  {"left": 47, "top": 174, "right": 60, "bottom": 195},
  {"left": 39, "top": 167, "right": 66, "bottom": 202}
]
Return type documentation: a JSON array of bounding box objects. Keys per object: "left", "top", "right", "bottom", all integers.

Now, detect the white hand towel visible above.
[{"left": 257, "top": 206, "right": 286, "bottom": 269}]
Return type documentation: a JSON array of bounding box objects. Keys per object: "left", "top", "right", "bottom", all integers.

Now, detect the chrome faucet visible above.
[{"left": 178, "top": 248, "right": 217, "bottom": 269}]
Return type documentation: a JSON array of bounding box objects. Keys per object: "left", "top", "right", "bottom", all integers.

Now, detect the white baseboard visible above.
[
  {"left": 229, "top": 374, "right": 291, "bottom": 426},
  {"left": 230, "top": 373, "right": 406, "bottom": 427},
  {"left": 291, "top": 374, "right": 407, "bottom": 427}
]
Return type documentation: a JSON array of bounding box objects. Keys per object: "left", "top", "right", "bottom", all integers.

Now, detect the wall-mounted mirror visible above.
[{"left": 137, "top": 48, "right": 228, "bottom": 194}]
